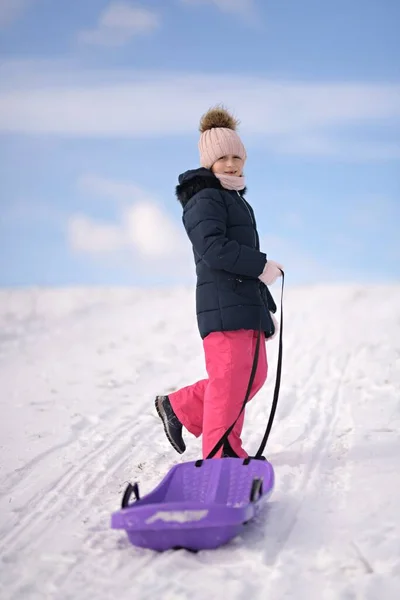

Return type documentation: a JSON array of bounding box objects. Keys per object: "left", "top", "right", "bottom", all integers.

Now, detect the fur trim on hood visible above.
[{"left": 175, "top": 168, "right": 247, "bottom": 207}]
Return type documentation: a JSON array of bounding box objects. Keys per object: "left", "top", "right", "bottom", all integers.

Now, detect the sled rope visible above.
[{"left": 206, "top": 271, "right": 284, "bottom": 459}]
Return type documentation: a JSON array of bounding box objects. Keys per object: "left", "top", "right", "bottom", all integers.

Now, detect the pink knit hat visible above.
[{"left": 198, "top": 106, "right": 247, "bottom": 168}]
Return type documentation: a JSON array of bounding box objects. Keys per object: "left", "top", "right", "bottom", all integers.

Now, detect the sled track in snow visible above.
[
  {"left": 261, "top": 344, "right": 355, "bottom": 566},
  {"left": 0, "top": 400, "right": 162, "bottom": 557}
]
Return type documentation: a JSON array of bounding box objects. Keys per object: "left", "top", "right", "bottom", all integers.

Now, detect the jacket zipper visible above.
[{"left": 236, "top": 191, "right": 257, "bottom": 247}]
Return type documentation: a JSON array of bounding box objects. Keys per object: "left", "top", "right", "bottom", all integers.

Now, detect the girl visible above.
[{"left": 155, "top": 106, "right": 283, "bottom": 459}]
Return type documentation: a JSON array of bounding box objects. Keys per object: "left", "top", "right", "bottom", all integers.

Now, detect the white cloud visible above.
[
  {"left": 67, "top": 175, "right": 192, "bottom": 276},
  {"left": 182, "top": 0, "right": 256, "bottom": 19},
  {"left": 123, "top": 202, "right": 187, "bottom": 259},
  {"left": 0, "top": 0, "right": 32, "bottom": 27},
  {"left": 0, "top": 60, "right": 399, "bottom": 160},
  {"left": 77, "top": 2, "right": 160, "bottom": 47},
  {"left": 77, "top": 173, "right": 155, "bottom": 206},
  {"left": 68, "top": 214, "right": 124, "bottom": 254},
  {"left": 271, "top": 135, "right": 400, "bottom": 161}
]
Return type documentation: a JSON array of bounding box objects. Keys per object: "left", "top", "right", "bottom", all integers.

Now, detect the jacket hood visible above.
[{"left": 175, "top": 167, "right": 246, "bottom": 207}]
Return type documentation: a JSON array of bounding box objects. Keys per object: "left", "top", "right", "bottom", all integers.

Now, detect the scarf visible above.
[{"left": 214, "top": 172, "right": 246, "bottom": 191}]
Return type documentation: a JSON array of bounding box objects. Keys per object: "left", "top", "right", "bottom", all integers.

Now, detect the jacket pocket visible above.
[{"left": 260, "top": 283, "right": 277, "bottom": 314}]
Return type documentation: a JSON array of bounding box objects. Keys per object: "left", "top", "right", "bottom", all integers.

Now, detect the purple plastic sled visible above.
[{"left": 111, "top": 457, "right": 274, "bottom": 552}]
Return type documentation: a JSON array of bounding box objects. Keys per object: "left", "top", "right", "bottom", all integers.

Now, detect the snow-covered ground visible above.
[{"left": 1, "top": 283, "right": 400, "bottom": 600}]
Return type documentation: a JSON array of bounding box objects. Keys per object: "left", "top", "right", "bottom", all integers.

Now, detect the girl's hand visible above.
[{"left": 259, "top": 260, "right": 284, "bottom": 286}]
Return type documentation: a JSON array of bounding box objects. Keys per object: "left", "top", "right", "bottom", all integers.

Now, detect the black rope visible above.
[
  {"left": 206, "top": 271, "right": 284, "bottom": 460},
  {"left": 255, "top": 272, "right": 284, "bottom": 458},
  {"left": 205, "top": 323, "right": 261, "bottom": 459}
]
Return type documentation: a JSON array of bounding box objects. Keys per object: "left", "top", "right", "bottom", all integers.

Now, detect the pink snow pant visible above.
[{"left": 169, "top": 329, "right": 268, "bottom": 459}]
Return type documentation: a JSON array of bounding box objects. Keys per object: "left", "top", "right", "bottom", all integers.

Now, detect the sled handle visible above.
[
  {"left": 250, "top": 477, "right": 263, "bottom": 503},
  {"left": 121, "top": 482, "right": 140, "bottom": 508}
]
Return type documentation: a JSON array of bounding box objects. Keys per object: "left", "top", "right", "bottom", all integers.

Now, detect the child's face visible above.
[{"left": 211, "top": 154, "right": 244, "bottom": 177}]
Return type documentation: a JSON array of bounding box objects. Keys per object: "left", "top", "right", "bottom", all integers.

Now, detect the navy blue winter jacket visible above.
[{"left": 176, "top": 168, "right": 277, "bottom": 340}]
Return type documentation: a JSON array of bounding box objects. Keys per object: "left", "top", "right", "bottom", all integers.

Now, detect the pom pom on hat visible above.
[
  {"left": 198, "top": 105, "right": 247, "bottom": 168},
  {"left": 199, "top": 106, "right": 240, "bottom": 133}
]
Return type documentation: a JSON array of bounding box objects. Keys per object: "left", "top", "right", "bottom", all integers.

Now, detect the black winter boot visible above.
[
  {"left": 222, "top": 439, "right": 240, "bottom": 458},
  {"left": 222, "top": 439, "right": 267, "bottom": 461},
  {"left": 155, "top": 395, "right": 186, "bottom": 454}
]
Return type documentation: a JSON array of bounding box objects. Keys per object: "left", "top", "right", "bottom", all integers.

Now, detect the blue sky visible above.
[{"left": 0, "top": 0, "right": 399, "bottom": 288}]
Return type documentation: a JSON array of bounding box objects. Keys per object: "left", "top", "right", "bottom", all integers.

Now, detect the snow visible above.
[
  {"left": 1, "top": 283, "right": 400, "bottom": 600},
  {"left": 145, "top": 510, "right": 210, "bottom": 524}
]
